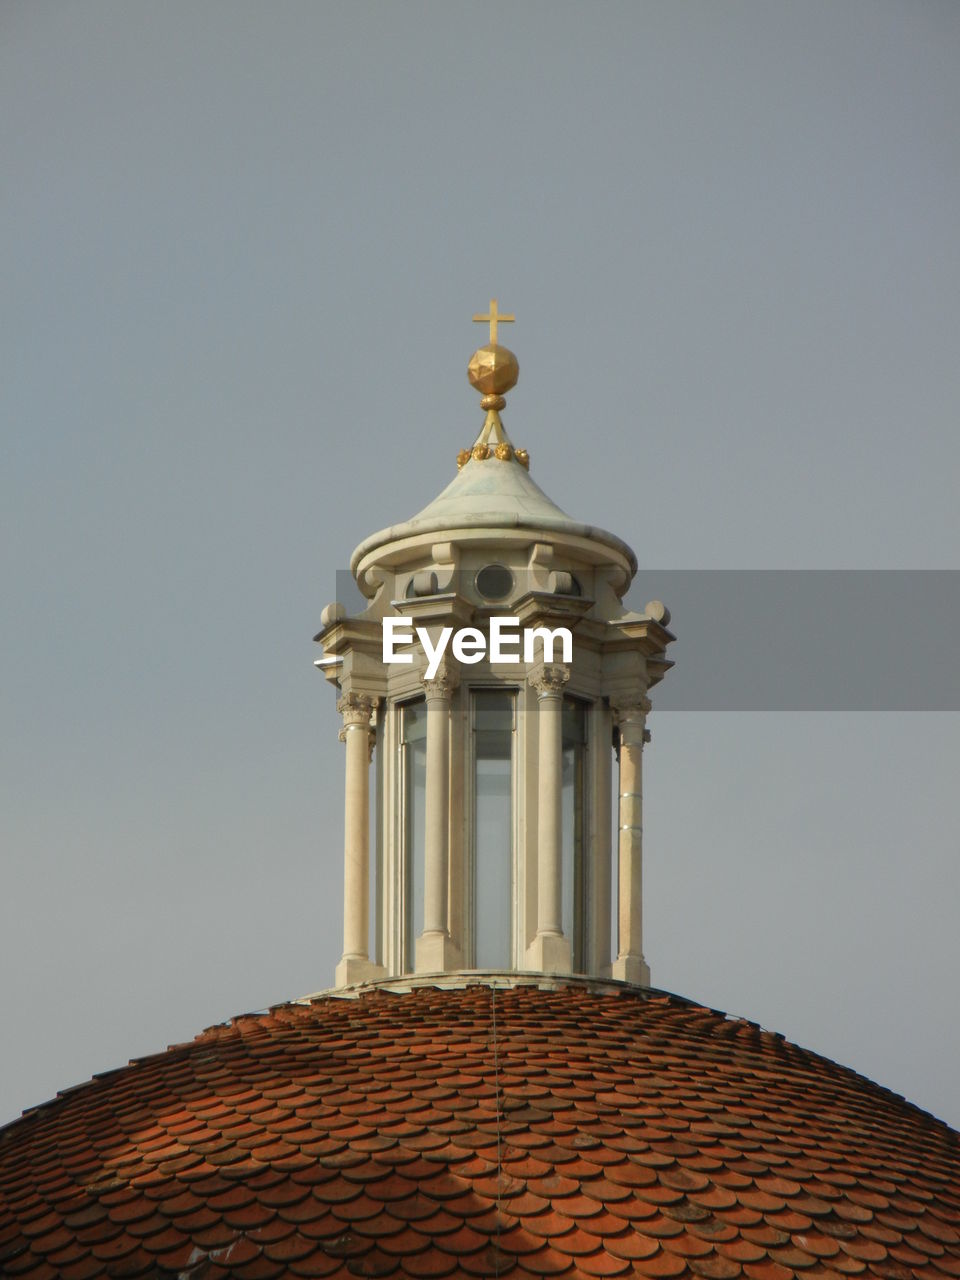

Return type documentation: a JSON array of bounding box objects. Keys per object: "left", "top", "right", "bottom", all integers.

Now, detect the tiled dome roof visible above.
[{"left": 2, "top": 977, "right": 958, "bottom": 1280}]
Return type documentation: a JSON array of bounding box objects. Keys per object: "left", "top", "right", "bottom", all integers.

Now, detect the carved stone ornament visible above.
[
  {"left": 422, "top": 660, "right": 459, "bottom": 700},
  {"left": 319, "top": 600, "right": 346, "bottom": 629},
  {"left": 531, "top": 664, "right": 571, "bottom": 699},
  {"left": 611, "top": 692, "right": 652, "bottom": 723},
  {"left": 612, "top": 692, "right": 651, "bottom": 747},
  {"left": 337, "top": 692, "right": 377, "bottom": 742}
]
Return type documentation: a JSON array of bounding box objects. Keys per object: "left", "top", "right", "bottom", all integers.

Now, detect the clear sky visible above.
[{"left": 2, "top": 2, "right": 958, "bottom": 1129}]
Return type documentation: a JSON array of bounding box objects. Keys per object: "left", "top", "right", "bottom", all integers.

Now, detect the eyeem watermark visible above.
[{"left": 383, "top": 616, "right": 573, "bottom": 679}]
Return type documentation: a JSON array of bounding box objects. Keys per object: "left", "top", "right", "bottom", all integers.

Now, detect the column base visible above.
[
  {"left": 335, "top": 956, "right": 386, "bottom": 988},
  {"left": 415, "top": 931, "right": 461, "bottom": 974},
  {"left": 610, "top": 955, "right": 651, "bottom": 986},
  {"left": 525, "top": 933, "right": 572, "bottom": 975}
]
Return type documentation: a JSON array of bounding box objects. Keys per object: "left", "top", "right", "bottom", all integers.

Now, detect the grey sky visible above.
[{"left": 1, "top": 2, "right": 958, "bottom": 1128}]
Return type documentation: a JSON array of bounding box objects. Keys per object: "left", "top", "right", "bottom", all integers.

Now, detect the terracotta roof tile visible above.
[
  {"left": 663, "top": 1227, "right": 717, "bottom": 1256},
  {"left": 288, "top": 1245, "right": 343, "bottom": 1276},
  {"left": 690, "top": 1254, "right": 743, "bottom": 1279},
  {"left": 250, "top": 1217, "right": 299, "bottom": 1245},
  {"left": 377, "top": 1226, "right": 431, "bottom": 1256},
  {"left": 57, "top": 1259, "right": 101, "bottom": 1280},
  {"left": 831, "top": 1253, "right": 868, "bottom": 1273},
  {"left": 576, "top": 1251, "right": 630, "bottom": 1276},
  {"left": 634, "top": 1246, "right": 688, "bottom": 1276},
  {"left": 515, "top": 1243, "right": 571, "bottom": 1274},
  {"left": 686, "top": 1215, "right": 738, "bottom": 1241},
  {"left": 1, "top": 980, "right": 958, "bottom": 1280},
  {"left": 500, "top": 1224, "right": 549, "bottom": 1256},
  {"left": 526, "top": 1209, "right": 578, "bottom": 1239},
  {"left": 401, "top": 1252, "right": 458, "bottom": 1277}
]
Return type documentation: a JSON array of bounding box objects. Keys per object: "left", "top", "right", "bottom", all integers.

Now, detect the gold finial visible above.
[
  {"left": 467, "top": 297, "right": 519, "bottom": 401},
  {"left": 472, "top": 297, "right": 515, "bottom": 345},
  {"left": 458, "top": 299, "right": 530, "bottom": 472}
]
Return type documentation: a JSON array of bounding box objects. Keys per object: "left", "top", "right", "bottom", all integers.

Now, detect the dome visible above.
[
  {"left": 349, "top": 455, "right": 637, "bottom": 581},
  {"left": 2, "top": 976, "right": 958, "bottom": 1280},
  {"left": 9, "top": 304, "right": 953, "bottom": 1278}
]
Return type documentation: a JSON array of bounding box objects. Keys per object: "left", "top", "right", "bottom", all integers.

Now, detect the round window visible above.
[{"left": 475, "top": 564, "right": 514, "bottom": 601}]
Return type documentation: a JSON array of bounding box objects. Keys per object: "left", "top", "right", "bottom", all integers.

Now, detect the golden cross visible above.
[{"left": 472, "top": 298, "right": 515, "bottom": 345}]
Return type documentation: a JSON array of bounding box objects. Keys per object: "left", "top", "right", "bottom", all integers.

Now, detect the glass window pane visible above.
[
  {"left": 475, "top": 697, "right": 513, "bottom": 735},
  {"left": 562, "top": 698, "right": 587, "bottom": 970},
  {"left": 475, "top": 564, "right": 514, "bottom": 601},
  {"left": 403, "top": 700, "right": 427, "bottom": 742},
  {"left": 473, "top": 690, "right": 514, "bottom": 969},
  {"left": 563, "top": 698, "right": 587, "bottom": 745}
]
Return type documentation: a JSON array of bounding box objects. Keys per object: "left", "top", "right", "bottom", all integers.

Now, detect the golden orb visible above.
[{"left": 467, "top": 343, "right": 519, "bottom": 398}]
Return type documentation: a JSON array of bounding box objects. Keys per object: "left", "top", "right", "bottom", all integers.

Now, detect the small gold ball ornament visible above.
[{"left": 467, "top": 343, "right": 519, "bottom": 398}]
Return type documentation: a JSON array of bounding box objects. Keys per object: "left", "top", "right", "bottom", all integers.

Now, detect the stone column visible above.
[
  {"left": 611, "top": 693, "right": 651, "bottom": 985},
  {"left": 415, "top": 664, "right": 460, "bottom": 972},
  {"left": 526, "top": 665, "right": 572, "bottom": 974},
  {"left": 335, "top": 692, "right": 383, "bottom": 988},
  {"left": 590, "top": 699, "right": 613, "bottom": 976}
]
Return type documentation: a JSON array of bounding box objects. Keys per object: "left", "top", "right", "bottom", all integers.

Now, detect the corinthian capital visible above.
[
  {"left": 337, "top": 691, "right": 378, "bottom": 740},
  {"left": 531, "top": 664, "right": 570, "bottom": 699},
  {"left": 611, "top": 692, "right": 652, "bottom": 723},
  {"left": 422, "top": 660, "right": 459, "bottom": 700},
  {"left": 612, "top": 691, "right": 652, "bottom": 747}
]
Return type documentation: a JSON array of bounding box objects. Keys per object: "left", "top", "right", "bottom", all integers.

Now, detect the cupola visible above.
[
  {"left": 5, "top": 307, "right": 958, "bottom": 1280},
  {"left": 314, "top": 303, "right": 675, "bottom": 988}
]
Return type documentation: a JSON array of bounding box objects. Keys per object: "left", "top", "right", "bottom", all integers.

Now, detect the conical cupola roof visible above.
[
  {"left": 350, "top": 303, "right": 636, "bottom": 575},
  {"left": 351, "top": 452, "right": 636, "bottom": 573}
]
